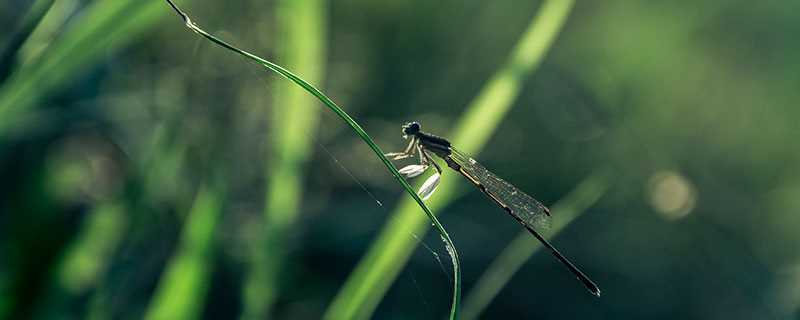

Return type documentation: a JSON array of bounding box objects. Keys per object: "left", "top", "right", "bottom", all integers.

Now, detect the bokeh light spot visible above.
[{"left": 648, "top": 170, "right": 697, "bottom": 220}]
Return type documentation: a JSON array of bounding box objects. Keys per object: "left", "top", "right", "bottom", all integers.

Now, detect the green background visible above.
[{"left": 1, "top": 0, "right": 799, "bottom": 319}]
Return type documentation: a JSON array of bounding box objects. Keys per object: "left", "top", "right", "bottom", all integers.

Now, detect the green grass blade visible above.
[
  {"left": 241, "top": 0, "right": 327, "bottom": 318},
  {"left": 28, "top": 201, "right": 128, "bottom": 319},
  {"left": 16, "top": 0, "right": 88, "bottom": 71},
  {"left": 53, "top": 202, "right": 126, "bottom": 303},
  {"left": 0, "top": 0, "right": 55, "bottom": 82},
  {"left": 57, "top": 121, "right": 189, "bottom": 318},
  {"left": 144, "top": 182, "right": 225, "bottom": 320},
  {"left": 462, "top": 171, "right": 611, "bottom": 320},
  {"left": 161, "top": 1, "right": 461, "bottom": 318},
  {"left": 38, "top": 126, "right": 189, "bottom": 317},
  {"left": 0, "top": 0, "right": 190, "bottom": 135},
  {"left": 323, "top": 1, "right": 575, "bottom": 319}
]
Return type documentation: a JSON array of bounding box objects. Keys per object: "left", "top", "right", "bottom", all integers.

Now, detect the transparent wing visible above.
[{"left": 449, "top": 148, "right": 551, "bottom": 230}]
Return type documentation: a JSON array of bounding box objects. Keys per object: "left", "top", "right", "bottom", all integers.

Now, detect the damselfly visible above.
[{"left": 386, "top": 121, "right": 600, "bottom": 297}]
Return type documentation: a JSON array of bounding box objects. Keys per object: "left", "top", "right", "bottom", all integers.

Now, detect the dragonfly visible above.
[{"left": 386, "top": 121, "right": 600, "bottom": 297}]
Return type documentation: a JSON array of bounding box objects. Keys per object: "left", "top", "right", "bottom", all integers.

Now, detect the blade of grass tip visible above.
[
  {"left": 144, "top": 181, "right": 225, "bottom": 320},
  {"left": 324, "top": 1, "right": 575, "bottom": 319},
  {"left": 159, "top": 1, "right": 461, "bottom": 319},
  {"left": 0, "top": 0, "right": 55, "bottom": 82},
  {"left": 462, "top": 170, "right": 611, "bottom": 320},
  {"left": 0, "top": 0, "right": 190, "bottom": 135},
  {"left": 241, "top": 0, "right": 327, "bottom": 319}
]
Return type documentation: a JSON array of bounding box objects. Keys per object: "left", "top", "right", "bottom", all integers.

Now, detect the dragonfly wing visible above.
[{"left": 449, "top": 148, "right": 551, "bottom": 230}]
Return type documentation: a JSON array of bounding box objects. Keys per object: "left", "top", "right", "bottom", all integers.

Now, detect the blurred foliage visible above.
[
  {"left": 2, "top": 0, "right": 800, "bottom": 319},
  {"left": 242, "top": 0, "right": 327, "bottom": 318}
]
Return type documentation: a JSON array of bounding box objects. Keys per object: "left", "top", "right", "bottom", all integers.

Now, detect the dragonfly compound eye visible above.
[{"left": 402, "top": 122, "right": 421, "bottom": 135}]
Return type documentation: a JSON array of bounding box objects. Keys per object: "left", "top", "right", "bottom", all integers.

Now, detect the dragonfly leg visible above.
[
  {"left": 419, "top": 145, "right": 442, "bottom": 174},
  {"left": 385, "top": 138, "right": 417, "bottom": 160},
  {"left": 385, "top": 152, "right": 413, "bottom": 160}
]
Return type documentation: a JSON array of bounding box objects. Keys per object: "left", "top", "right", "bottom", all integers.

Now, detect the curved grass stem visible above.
[{"left": 161, "top": 1, "right": 461, "bottom": 318}]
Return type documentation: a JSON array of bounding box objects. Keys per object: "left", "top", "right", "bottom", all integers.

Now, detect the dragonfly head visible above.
[{"left": 402, "top": 121, "right": 421, "bottom": 138}]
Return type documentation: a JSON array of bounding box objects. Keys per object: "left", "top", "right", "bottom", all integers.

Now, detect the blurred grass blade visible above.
[
  {"left": 16, "top": 0, "right": 82, "bottom": 69},
  {"left": 144, "top": 182, "right": 225, "bottom": 320},
  {"left": 0, "top": 0, "right": 55, "bottom": 82},
  {"left": 324, "top": 1, "right": 574, "bottom": 319},
  {"left": 0, "top": 0, "right": 190, "bottom": 135},
  {"left": 38, "top": 117, "right": 190, "bottom": 317},
  {"left": 63, "top": 118, "right": 189, "bottom": 318},
  {"left": 27, "top": 200, "right": 128, "bottom": 318},
  {"left": 161, "top": 1, "right": 461, "bottom": 318},
  {"left": 241, "top": 0, "right": 327, "bottom": 318},
  {"left": 462, "top": 171, "right": 611, "bottom": 320},
  {"left": 0, "top": 1, "right": 191, "bottom": 317},
  {"left": 41, "top": 202, "right": 126, "bottom": 317}
]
